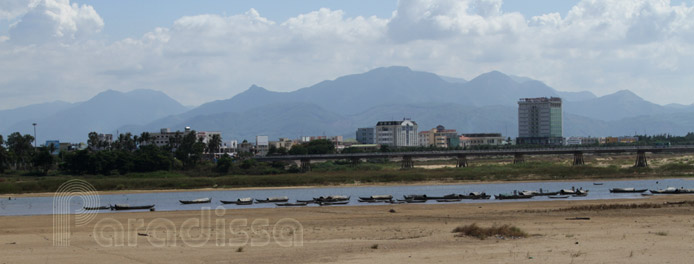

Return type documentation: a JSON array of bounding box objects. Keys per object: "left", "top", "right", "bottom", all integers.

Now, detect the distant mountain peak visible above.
[{"left": 605, "top": 90, "right": 644, "bottom": 101}]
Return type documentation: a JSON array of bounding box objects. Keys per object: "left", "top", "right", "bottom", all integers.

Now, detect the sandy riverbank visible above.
[{"left": 1, "top": 195, "right": 694, "bottom": 263}]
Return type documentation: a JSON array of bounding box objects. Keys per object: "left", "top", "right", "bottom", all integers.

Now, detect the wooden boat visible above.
[
  {"left": 532, "top": 189, "right": 560, "bottom": 196},
  {"left": 297, "top": 199, "right": 317, "bottom": 203},
  {"left": 573, "top": 190, "right": 589, "bottom": 197},
  {"left": 220, "top": 198, "right": 253, "bottom": 205},
  {"left": 641, "top": 192, "right": 653, "bottom": 196},
  {"left": 436, "top": 198, "right": 462, "bottom": 202},
  {"left": 314, "top": 195, "right": 350, "bottom": 202},
  {"left": 318, "top": 201, "right": 349, "bottom": 206},
  {"left": 609, "top": 188, "right": 648, "bottom": 193},
  {"left": 459, "top": 192, "right": 491, "bottom": 200},
  {"left": 494, "top": 194, "right": 533, "bottom": 200},
  {"left": 358, "top": 199, "right": 392, "bottom": 203},
  {"left": 83, "top": 205, "right": 111, "bottom": 210},
  {"left": 180, "top": 198, "right": 211, "bottom": 204},
  {"left": 548, "top": 195, "right": 570, "bottom": 199},
  {"left": 593, "top": 183, "right": 604, "bottom": 185},
  {"left": 650, "top": 187, "right": 694, "bottom": 194},
  {"left": 358, "top": 195, "right": 393, "bottom": 201},
  {"left": 396, "top": 199, "right": 426, "bottom": 203},
  {"left": 113, "top": 204, "right": 154, "bottom": 210},
  {"left": 425, "top": 193, "right": 460, "bottom": 200},
  {"left": 403, "top": 194, "right": 428, "bottom": 200},
  {"left": 256, "top": 196, "right": 289, "bottom": 203},
  {"left": 275, "top": 202, "right": 307, "bottom": 207},
  {"left": 559, "top": 189, "right": 576, "bottom": 195}
]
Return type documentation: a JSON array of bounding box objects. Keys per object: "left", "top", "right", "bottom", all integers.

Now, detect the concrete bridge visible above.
[{"left": 255, "top": 145, "right": 694, "bottom": 171}]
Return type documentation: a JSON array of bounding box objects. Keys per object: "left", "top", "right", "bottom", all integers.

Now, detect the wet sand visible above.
[{"left": 2, "top": 195, "right": 694, "bottom": 263}]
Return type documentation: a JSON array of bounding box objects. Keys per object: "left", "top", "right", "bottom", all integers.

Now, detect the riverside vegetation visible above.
[{"left": 1, "top": 131, "right": 694, "bottom": 194}]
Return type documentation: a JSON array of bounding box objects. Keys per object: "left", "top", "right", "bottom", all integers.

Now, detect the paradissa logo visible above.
[{"left": 92, "top": 207, "right": 304, "bottom": 248}]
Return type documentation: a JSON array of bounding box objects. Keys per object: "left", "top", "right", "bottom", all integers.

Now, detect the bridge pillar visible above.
[
  {"left": 573, "top": 152, "right": 585, "bottom": 166},
  {"left": 456, "top": 155, "right": 468, "bottom": 168},
  {"left": 401, "top": 156, "right": 414, "bottom": 169},
  {"left": 300, "top": 158, "right": 311, "bottom": 172},
  {"left": 350, "top": 157, "right": 361, "bottom": 167},
  {"left": 513, "top": 153, "right": 525, "bottom": 164},
  {"left": 634, "top": 151, "right": 648, "bottom": 168}
]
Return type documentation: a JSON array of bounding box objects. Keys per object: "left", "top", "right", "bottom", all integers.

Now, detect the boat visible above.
[
  {"left": 180, "top": 198, "right": 211, "bottom": 204},
  {"left": 459, "top": 192, "right": 491, "bottom": 200},
  {"left": 593, "top": 183, "right": 604, "bottom": 185},
  {"left": 83, "top": 205, "right": 111, "bottom": 210},
  {"left": 297, "top": 199, "right": 317, "bottom": 204},
  {"left": 428, "top": 193, "right": 461, "bottom": 200},
  {"left": 318, "top": 201, "right": 349, "bottom": 206},
  {"left": 573, "top": 190, "right": 589, "bottom": 197},
  {"left": 641, "top": 192, "right": 653, "bottom": 196},
  {"left": 396, "top": 199, "right": 427, "bottom": 203},
  {"left": 609, "top": 188, "right": 648, "bottom": 193},
  {"left": 112, "top": 204, "right": 155, "bottom": 210},
  {"left": 314, "top": 195, "right": 350, "bottom": 202},
  {"left": 403, "top": 194, "right": 428, "bottom": 200},
  {"left": 220, "top": 198, "right": 253, "bottom": 205},
  {"left": 494, "top": 194, "right": 533, "bottom": 200},
  {"left": 358, "top": 195, "right": 393, "bottom": 201},
  {"left": 559, "top": 189, "right": 576, "bottom": 195},
  {"left": 436, "top": 198, "right": 462, "bottom": 202},
  {"left": 548, "top": 195, "right": 570, "bottom": 199},
  {"left": 275, "top": 202, "right": 308, "bottom": 207},
  {"left": 358, "top": 198, "right": 392, "bottom": 203},
  {"left": 532, "top": 189, "right": 560, "bottom": 196},
  {"left": 255, "top": 196, "right": 289, "bottom": 203},
  {"left": 650, "top": 187, "right": 694, "bottom": 194}
]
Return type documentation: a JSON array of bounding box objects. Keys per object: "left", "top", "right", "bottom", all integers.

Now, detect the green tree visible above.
[
  {"left": 6, "top": 132, "right": 35, "bottom": 169},
  {"left": 206, "top": 134, "right": 222, "bottom": 157},
  {"left": 32, "top": 147, "right": 54, "bottom": 175},
  {"left": 306, "top": 139, "right": 335, "bottom": 154},
  {"left": 175, "top": 131, "right": 205, "bottom": 169},
  {"left": 0, "top": 134, "right": 6, "bottom": 173},
  {"left": 288, "top": 144, "right": 308, "bottom": 155},
  {"left": 216, "top": 154, "right": 233, "bottom": 174}
]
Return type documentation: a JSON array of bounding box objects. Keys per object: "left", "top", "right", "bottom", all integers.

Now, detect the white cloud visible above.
[
  {"left": 0, "top": 0, "right": 40, "bottom": 20},
  {"left": 1, "top": 0, "right": 694, "bottom": 110},
  {"left": 8, "top": 0, "right": 103, "bottom": 44}
]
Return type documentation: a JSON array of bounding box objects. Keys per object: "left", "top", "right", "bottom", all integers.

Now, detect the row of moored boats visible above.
[{"left": 83, "top": 186, "right": 694, "bottom": 210}]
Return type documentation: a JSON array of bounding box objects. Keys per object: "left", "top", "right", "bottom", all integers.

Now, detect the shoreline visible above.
[
  {"left": 2, "top": 194, "right": 694, "bottom": 263},
  {"left": 3, "top": 176, "right": 687, "bottom": 198}
]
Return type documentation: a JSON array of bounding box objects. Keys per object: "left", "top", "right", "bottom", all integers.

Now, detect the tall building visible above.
[
  {"left": 356, "top": 118, "right": 419, "bottom": 147},
  {"left": 356, "top": 127, "right": 375, "bottom": 144},
  {"left": 517, "top": 97, "right": 563, "bottom": 145}
]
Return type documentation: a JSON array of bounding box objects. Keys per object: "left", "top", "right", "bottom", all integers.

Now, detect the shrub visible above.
[{"left": 452, "top": 223, "right": 528, "bottom": 240}]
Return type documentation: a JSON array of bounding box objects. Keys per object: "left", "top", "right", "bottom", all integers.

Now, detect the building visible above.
[
  {"left": 517, "top": 97, "right": 563, "bottom": 145},
  {"left": 459, "top": 133, "right": 505, "bottom": 147},
  {"left": 418, "top": 125, "right": 459, "bottom": 148},
  {"left": 356, "top": 127, "right": 375, "bottom": 144},
  {"left": 604, "top": 136, "right": 638, "bottom": 144},
  {"left": 147, "top": 127, "right": 221, "bottom": 151},
  {"left": 565, "top": 137, "right": 601, "bottom": 146},
  {"left": 255, "top": 135, "right": 269, "bottom": 156},
  {"left": 45, "top": 140, "right": 60, "bottom": 155},
  {"left": 374, "top": 118, "right": 419, "bottom": 147},
  {"left": 269, "top": 137, "right": 296, "bottom": 150}
]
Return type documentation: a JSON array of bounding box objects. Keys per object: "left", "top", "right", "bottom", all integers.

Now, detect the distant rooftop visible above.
[{"left": 518, "top": 97, "right": 562, "bottom": 103}]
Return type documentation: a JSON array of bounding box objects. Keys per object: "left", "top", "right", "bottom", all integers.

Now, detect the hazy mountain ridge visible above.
[
  {"left": 1, "top": 89, "right": 189, "bottom": 143},
  {"left": 3, "top": 66, "right": 694, "bottom": 142}
]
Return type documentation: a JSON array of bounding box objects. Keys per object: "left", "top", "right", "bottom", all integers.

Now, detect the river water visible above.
[{"left": 0, "top": 178, "right": 691, "bottom": 216}]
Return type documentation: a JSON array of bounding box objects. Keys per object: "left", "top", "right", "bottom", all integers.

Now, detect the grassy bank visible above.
[{"left": 2, "top": 157, "right": 694, "bottom": 194}]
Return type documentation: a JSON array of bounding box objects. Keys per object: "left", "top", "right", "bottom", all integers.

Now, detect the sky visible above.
[{"left": 1, "top": 0, "right": 694, "bottom": 110}]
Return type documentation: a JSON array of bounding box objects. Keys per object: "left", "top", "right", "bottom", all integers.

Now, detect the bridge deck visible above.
[{"left": 255, "top": 145, "right": 694, "bottom": 161}]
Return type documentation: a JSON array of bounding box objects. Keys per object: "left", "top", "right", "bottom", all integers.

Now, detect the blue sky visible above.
[
  {"left": 66, "top": 0, "right": 581, "bottom": 41},
  {"left": 2, "top": 0, "right": 694, "bottom": 109}
]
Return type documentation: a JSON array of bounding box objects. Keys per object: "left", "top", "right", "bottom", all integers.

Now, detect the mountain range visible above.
[{"left": 2, "top": 66, "right": 693, "bottom": 143}]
